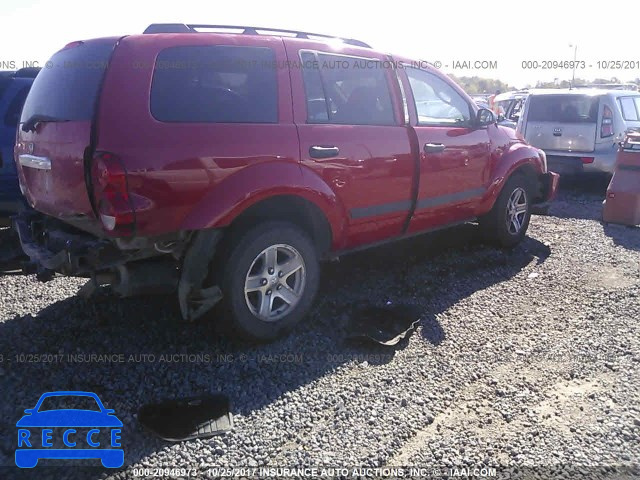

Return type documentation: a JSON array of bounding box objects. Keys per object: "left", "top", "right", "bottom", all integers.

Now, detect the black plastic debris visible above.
[
  {"left": 345, "top": 303, "right": 422, "bottom": 346},
  {"left": 138, "top": 394, "right": 233, "bottom": 442}
]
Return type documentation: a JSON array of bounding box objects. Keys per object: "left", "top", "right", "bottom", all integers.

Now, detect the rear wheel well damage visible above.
[
  {"left": 226, "top": 195, "right": 332, "bottom": 256},
  {"left": 178, "top": 229, "right": 224, "bottom": 321},
  {"left": 177, "top": 195, "right": 332, "bottom": 322}
]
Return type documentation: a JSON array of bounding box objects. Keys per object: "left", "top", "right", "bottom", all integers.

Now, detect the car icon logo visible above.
[
  {"left": 15, "top": 391, "right": 124, "bottom": 468},
  {"left": 553, "top": 127, "right": 563, "bottom": 136}
]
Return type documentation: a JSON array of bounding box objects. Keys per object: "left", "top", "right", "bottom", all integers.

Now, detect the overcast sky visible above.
[{"left": 1, "top": 0, "right": 638, "bottom": 88}]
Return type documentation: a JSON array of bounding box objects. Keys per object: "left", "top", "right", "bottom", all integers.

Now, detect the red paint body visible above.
[{"left": 15, "top": 34, "right": 557, "bottom": 254}]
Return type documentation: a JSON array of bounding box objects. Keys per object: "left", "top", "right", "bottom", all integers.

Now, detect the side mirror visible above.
[
  {"left": 476, "top": 108, "right": 495, "bottom": 127},
  {"left": 24, "top": 409, "right": 34, "bottom": 415}
]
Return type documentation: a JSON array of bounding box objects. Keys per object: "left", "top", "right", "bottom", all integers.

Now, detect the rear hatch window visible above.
[
  {"left": 527, "top": 95, "right": 599, "bottom": 123},
  {"left": 20, "top": 40, "right": 114, "bottom": 124},
  {"left": 16, "top": 39, "right": 117, "bottom": 219}
]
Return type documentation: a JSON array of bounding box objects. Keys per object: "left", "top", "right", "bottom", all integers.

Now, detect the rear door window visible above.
[
  {"left": 151, "top": 46, "right": 278, "bottom": 123},
  {"left": 20, "top": 41, "right": 114, "bottom": 123},
  {"left": 618, "top": 97, "right": 640, "bottom": 121},
  {"left": 527, "top": 95, "right": 599, "bottom": 123},
  {"left": 300, "top": 52, "right": 395, "bottom": 126}
]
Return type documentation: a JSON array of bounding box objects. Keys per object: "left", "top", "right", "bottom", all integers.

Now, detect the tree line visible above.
[{"left": 449, "top": 75, "right": 640, "bottom": 94}]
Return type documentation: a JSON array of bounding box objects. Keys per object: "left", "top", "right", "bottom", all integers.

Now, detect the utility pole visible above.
[{"left": 569, "top": 44, "right": 578, "bottom": 89}]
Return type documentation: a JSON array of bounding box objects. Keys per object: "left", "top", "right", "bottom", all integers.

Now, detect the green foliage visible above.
[
  {"left": 448, "top": 75, "right": 514, "bottom": 94},
  {"left": 448, "top": 75, "right": 640, "bottom": 93}
]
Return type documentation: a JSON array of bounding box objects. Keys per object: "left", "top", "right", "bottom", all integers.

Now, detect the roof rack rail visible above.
[
  {"left": 573, "top": 83, "right": 639, "bottom": 91},
  {"left": 142, "top": 23, "right": 371, "bottom": 48}
]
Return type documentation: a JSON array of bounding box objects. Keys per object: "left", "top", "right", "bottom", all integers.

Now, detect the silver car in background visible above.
[{"left": 516, "top": 88, "right": 640, "bottom": 174}]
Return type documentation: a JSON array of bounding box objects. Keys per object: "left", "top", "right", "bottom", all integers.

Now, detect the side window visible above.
[
  {"left": 405, "top": 67, "right": 471, "bottom": 126},
  {"left": 300, "top": 52, "right": 395, "bottom": 126},
  {"left": 300, "top": 52, "right": 329, "bottom": 123},
  {"left": 151, "top": 46, "right": 278, "bottom": 123},
  {"left": 618, "top": 97, "right": 640, "bottom": 121},
  {"left": 510, "top": 98, "right": 525, "bottom": 121},
  {"left": 495, "top": 100, "right": 510, "bottom": 116},
  {"left": 4, "top": 86, "right": 30, "bottom": 127}
]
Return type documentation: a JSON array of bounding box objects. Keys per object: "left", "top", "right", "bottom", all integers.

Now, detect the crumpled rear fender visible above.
[{"left": 179, "top": 161, "right": 348, "bottom": 249}]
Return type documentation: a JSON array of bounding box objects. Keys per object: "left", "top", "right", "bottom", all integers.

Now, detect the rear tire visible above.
[
  {"left": 479, "top": 174, "right": 532, "bottom": 248},
  {"left": 219, "top": 221, "right": 320, "bottom": 342}
]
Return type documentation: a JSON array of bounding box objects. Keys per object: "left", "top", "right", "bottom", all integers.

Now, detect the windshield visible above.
[{"left": 20, "top": 40, "right": 115, "bottom": 124}]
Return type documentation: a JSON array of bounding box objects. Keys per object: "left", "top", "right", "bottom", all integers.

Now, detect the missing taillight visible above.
[
  {"left": 90, "top": 152, "right": 135, "bottom": 236},
  {"left": 601, "top": 105, "right": 614, "bottom": 138}
]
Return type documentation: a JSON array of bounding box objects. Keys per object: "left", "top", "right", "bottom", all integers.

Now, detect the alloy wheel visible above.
[{"left": 244, "top": 244, "right": 306, "bottom": 322}]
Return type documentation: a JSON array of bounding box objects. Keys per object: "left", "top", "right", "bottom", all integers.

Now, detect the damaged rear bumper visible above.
[
  {"left": 12, "top": 211, "right": 179, "bottom": 295},
  {"left": 12, "top": 212, "right": 120, "bottom": 276},
  {"left": 532, "top": 171, "right": 560, "bottom": 214},
  {"left": 12, "top": 211, "right": 224, "bottom": 321}
]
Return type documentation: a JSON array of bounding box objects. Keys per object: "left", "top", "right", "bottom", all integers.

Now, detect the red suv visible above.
[{"left": 13, "top": 24, "right": 559, "bottom": 341}]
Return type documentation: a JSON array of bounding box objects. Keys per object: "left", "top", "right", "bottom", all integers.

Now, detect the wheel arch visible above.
[
  {"left": 226, "top": 194, "right": 334, "bottom": 256},
  {"left": 476, "top": 145, "right": 546, "bottom": 214},
  {"left": 178, "top": 161, "right": 348, "bottom": 253}
]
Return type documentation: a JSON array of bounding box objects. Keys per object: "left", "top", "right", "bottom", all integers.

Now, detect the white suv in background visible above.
[{"left": 517, "top": 88, "right": 640, "bottom": 175}]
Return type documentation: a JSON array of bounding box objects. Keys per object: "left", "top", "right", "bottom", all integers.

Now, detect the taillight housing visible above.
[
  {"left": 601, "top": 105, "right": 614, "bottom": 138},
  {"left": 90, "top": 152, "right": 135, "bottom": 236}
]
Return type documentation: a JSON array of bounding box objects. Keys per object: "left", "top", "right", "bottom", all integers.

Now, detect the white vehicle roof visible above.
[
  {"left": 527, "top": 88, "right": 640, "bottom": 98},
  {"left": 494, "top": 91, "right": 529, "bottom": 102}
]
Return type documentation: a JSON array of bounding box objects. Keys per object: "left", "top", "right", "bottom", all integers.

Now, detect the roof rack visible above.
[
  {"left": 573, "top": 83, "right": 639, "bottom": 91},
  {"left": 142, "top": 23, "right": 371, "bottom": 48}
]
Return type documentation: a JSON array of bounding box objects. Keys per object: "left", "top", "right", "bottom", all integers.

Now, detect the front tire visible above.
[
  {"left": 220, "top": 221, "right": 320, "bottom": 342},
  {"left": 480, "top": 174, "right": 532, "bottom": 248}
]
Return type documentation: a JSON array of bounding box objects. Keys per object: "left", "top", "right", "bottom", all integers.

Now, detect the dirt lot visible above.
[{"left": 0, "top": 176, "right": 638, "bottom": 479}]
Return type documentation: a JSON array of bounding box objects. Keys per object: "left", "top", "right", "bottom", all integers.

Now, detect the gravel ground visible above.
[{"left": 1, "top": 176, "right": 639, "bottom": 480}]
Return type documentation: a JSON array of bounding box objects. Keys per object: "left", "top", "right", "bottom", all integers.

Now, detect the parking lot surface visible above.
[{"left": 1, "top": 177, "right": 638, "bottom": 479}]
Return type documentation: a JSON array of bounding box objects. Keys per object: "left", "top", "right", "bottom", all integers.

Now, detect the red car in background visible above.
[{"left": 13, "top": 24, "right": 558, "bottom": 341}]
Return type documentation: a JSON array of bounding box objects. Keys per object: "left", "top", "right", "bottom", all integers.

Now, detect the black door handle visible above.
[
  {"left": 310, "top": 145, "right": 339, "bottom": 159},
  {"left": 424, "top": 143, "right": 446, "bottom": 154}
]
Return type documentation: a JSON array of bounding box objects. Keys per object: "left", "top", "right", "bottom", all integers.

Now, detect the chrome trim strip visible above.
[
  {"left": 348, "top": 187, "right": 486, "bottom": 220},
  {"left": 350, "top": 200, "right": 412, "bottom": 220},
  {"left": 415, "top": 187, "right": 485, "bottom": 210},
  {"left": 19, "top": 154, "right": 51, "bottom": 170}
]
